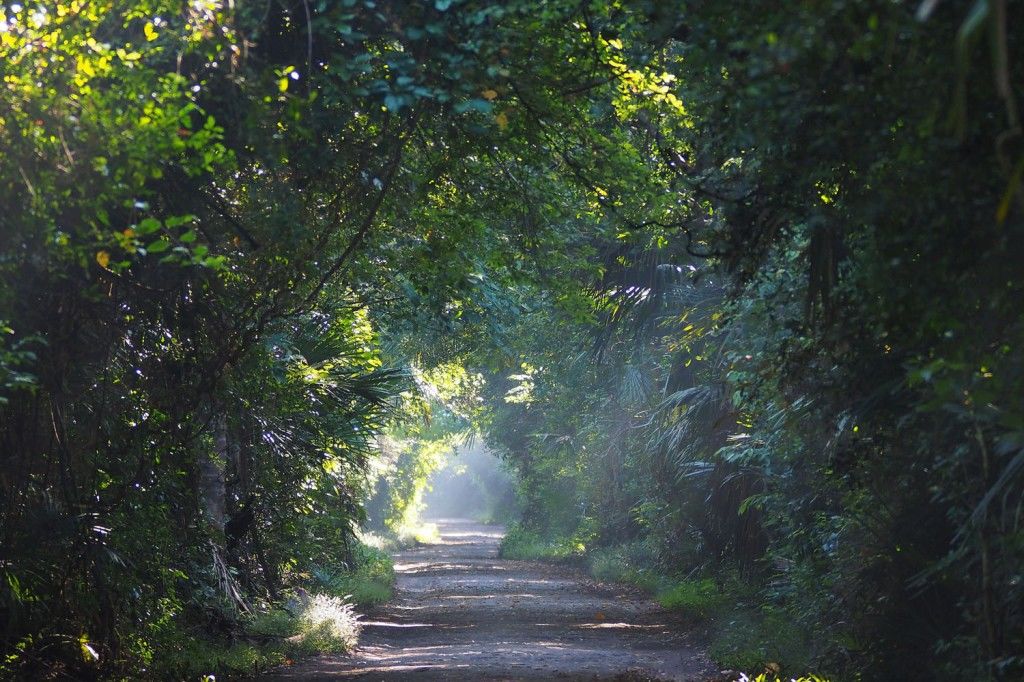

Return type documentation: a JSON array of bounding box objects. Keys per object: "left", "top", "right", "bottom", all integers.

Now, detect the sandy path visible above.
[{"left": 261, "top": 519, "right": 713, "bottom": 681}]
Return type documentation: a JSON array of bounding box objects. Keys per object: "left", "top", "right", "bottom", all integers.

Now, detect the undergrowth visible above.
[
  {"left": 396, "top": 520, "right": 440, "bottom": 546},
  {"left": 149, "top": 536, "right": 394, "bottom": 680},
  {"left": 708, "top": 605, "right": 812, "bottom": 675},
  {"left": 499, "top": 525, "right": 586, "bottom": 561},
  {"left": 310, "top": 540, "right": 396, "bottom": 607},
  {"left": 150, "top": 596, "right": 359, "bottom": 680},
  {"left": 511, "top": 530, "right": 822, "bottom": 679}
]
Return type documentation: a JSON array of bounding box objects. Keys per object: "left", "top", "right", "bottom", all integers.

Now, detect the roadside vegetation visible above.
[
  {"left": 501, "top": 530, "right": 812, "bottom": 675},
  {"left": 152, "top": 596, "right": 359, "bottom": 681}
]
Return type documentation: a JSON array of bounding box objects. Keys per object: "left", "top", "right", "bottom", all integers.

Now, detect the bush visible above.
[{"left": 529, "top": 537, "right": 816, "bottom": 676}]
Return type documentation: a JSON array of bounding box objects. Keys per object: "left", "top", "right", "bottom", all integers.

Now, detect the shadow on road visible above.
[{"left": 260, "top": 518, "right": 712, "bottom": 681}]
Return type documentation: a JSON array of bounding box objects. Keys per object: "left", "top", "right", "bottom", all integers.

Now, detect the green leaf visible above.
[
  {"left": 201, "top": 255, "right": 227, "bottom": 270},
  {"left": 164, "top": 214, "right": 195, "bottom": 228},
  {"left": 138, "top": 217, "right": 162, "bottom": 235}
]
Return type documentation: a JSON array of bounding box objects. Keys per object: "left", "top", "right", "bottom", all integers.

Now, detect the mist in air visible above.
[{"left": 421, "top": 442, "right": 519, "bottom": 524}]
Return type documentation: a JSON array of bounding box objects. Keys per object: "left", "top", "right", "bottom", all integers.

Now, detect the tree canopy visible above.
[{"left": 1, "top": 1, "right": 1022, "bottom": 680}]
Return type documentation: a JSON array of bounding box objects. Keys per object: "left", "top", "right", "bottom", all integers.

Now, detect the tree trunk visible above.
[{"left": 199, "top": 408, "right": 228, "bottom": 534}]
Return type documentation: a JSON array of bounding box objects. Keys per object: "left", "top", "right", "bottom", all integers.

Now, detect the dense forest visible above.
[{"left": 1, "top": 0, "right": 1022, "bottom": 680}]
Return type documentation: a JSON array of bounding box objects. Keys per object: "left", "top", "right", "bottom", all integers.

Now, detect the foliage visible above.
[
  {"left": 310, "top": 541, "right": 395, "bottom": 607},
  {"left": 708, "top": 605, "right": 813, "bottom": 677},
  {"left": 656, "top": 579, "right": 725, "bottom": 618},
  {"left": 2, "top": 0, "right": 699, "bottom": 674},
  {"left": 1, "top": 0, "right": 1022, "bottom": 679},
  {"left": 471, "top": 2, "right": 1024, "bottom": 680},
  {"left": 150, "top": 596, "right": 358, "bottom": 681},
  {"left": 499, "top": 525, "right": 586, "bottom": 563},
  {"left": 364, "top": 412, "right": 462, "bottom": 535}
]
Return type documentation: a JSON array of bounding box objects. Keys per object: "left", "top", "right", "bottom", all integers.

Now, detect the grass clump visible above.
[
  {"left": 656, "top": 578, "right": 728, "bottom": 618},
  {"left": 293, "top": 594, "right": 360, "bottom": 652},
  {"left": 499, "top": 525, "right": 584, "bottom": 561},
  {"left": 397, "top": 520, "right": 440, "bottom": 546},
  {"left": 151, "top": 536, "right": 392, "bottom": 679}
]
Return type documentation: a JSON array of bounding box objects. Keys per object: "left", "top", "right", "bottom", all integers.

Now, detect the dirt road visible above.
[{"left": 263, "top": 519, "right": 713, "bottom": 681}]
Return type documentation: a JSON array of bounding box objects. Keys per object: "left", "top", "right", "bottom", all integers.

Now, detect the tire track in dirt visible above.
[{"left": 261, "top": 519, "right": 713, "bottom": 680}]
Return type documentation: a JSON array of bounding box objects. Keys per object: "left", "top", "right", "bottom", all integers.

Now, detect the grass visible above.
[
  {"left": 396, "top": 520, "right": 440, "bottom": 546},
  {"left": 150, "top": 596, "right": 360, "bottom": 680},
  {"left": 330, "top": 574, "right": 392, "bottom": 606},
  {"left": 589, "top": 542, "right": 665, "bottom": 593},
  {"left": 656, "top": 578, "right": 730, "bottom": 618},
  {"left": 293, "top": 594, "right": 360, "bottom": 651},
  {"left": 587, "top": 543, "right": 814, "bottom": 675},
  {"left": 498, "top": 525, "right": 585, "bottom": 561},
  {"left": 363, "top": 521, "right": 442, "bottom": 551}
]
